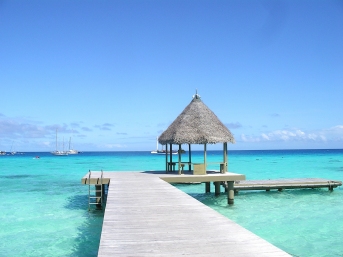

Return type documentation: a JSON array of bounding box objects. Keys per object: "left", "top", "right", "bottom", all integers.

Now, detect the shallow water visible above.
[{"left": 0, "top": 150, "right": 342, "bottom": 256}]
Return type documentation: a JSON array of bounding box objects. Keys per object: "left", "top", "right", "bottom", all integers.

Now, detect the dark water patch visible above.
[
  {"left": 64, "top": 193, "right": 105, "bottom": 257},
  {"left": 328, "top": 159, "right": 342, "bottom": 163},
  {"left": 69, "top": 212, "right": 103, "bottom": 257},
  {"left": 65, "top": 194, "right": 89, "bottom": 210},
  {"left": 325, "top": 166, "right": 343, "bottom": 172},
  {"left": 0, "top": 174, "right": 41, "bottom": 179},
  {"left": 28, "top": 188, "right": 49, "bottom": 192}
]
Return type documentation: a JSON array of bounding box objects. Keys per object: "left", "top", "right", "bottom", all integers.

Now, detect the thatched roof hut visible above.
[
  {"left": 158, "top": 92, "right": 235, "bottom": 174},
  {"left": 158, "top": 93, "right": 235, "bottom": 145}
]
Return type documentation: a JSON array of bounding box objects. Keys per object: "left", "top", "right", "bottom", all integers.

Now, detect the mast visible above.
[{"left": 55, "top": 129, "right": 58, "bottom": 152}]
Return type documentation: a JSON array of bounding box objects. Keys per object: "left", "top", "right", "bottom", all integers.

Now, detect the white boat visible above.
[
  {"left": 67, "top": 137, "right": 79, "bottom": 154},
  {"left": 67, "top": 149, "right": 79, "bottom": 154},
  {"left": 51, "top": 129, "right": 68, "bottom": 156},
  {"left": 51, "top": 150, "right": 68, "bottom": 156},
  {"left": 151, "top": 137, "right": 178, "bottom": 155},
  {"left": 0, "top": 151, "right": 6, "bottom": 155},
  {"left": 151, "top": 149, "right": 178, "bottom": 155},
  {"left": 10, "top": 141, "right": 16, "bottom": 155}
]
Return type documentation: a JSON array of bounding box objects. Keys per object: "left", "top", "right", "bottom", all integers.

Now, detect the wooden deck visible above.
[
  {"left": 82, "top": 171, "right": 291, "bottom": 256},
  {"left": 81, "top": 169, "right": 246, "bottom": 185}
]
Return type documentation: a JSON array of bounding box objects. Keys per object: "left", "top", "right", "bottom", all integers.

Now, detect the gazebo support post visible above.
[
  {"left": 165, "top": 144, "right": 168, "bottom": 173},
  {"left": 227, "top": 181, "right": 234, "bottom": 204},
  {"left": 178, "top": 144, "right": 182, "bottom": 175},
  {"left": 188, "top": 144, "right": 191, "bottom": 171},
  {"left": 170, "top": 144, "right": 173, "bottom": 171},
  {"left": 204, "top": 144, "right": 207, "bottom": 172},
  {"left": 223, "top": 142, "right": 228, "bottom": 172}
]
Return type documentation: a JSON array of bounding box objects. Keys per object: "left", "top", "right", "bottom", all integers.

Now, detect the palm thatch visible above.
[{"left": 159, "top": 94, "right": 235, "bottom": 145}]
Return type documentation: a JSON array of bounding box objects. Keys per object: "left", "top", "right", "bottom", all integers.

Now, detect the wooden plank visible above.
[{"left": 95, "top": 172, "right": 290, "bottom": 257}]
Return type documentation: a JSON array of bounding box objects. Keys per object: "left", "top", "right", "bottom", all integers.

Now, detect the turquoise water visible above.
[{"left": 0, "top": 150, "right": 342, "bottom": 257}]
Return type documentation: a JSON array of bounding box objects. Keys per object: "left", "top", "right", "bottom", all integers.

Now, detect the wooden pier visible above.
[
  {"left": 82, "top": 171, "right": 291, "bottom": 256},
  {"left": 81, "top": 171, "right": 342, "bottom": 256}
]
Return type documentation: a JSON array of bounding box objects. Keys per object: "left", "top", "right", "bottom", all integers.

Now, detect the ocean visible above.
[{"left": 0, "top": 149, "right": 342, "bottom": 257}]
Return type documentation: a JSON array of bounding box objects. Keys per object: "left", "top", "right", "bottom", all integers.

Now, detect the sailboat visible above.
[
  {"left": 1, "top": 140, "right": 7, "bottom": 155},
  {"left": 67, "top": 137, "right": 79, "bottom": 154},
  {"left": 51, "top": 129, "right": 68, "bottom": 156},
  {"left": 151, "top": 137, "right": 178, "bottom": 155},
  {"left": 10, "top": 141, "right": 16, "bottom": 155}
]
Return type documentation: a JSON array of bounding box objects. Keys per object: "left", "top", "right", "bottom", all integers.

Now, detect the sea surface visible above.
[{"left": 0, "top": 149, "right": 342, "bottom": 257}]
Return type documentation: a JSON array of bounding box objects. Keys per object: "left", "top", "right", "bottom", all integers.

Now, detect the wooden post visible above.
[
  {"left": 205, "top": 182, "right": 210, "bottom": 193},
  {"left": 170, "top": 143, "right": 173, "bottom": 166},
  {"left": 188, "top": 144, "right": 191, "bottom": 171},
  {"left": 227, "top": 181, "right": 234, "bottom": 205},
  {"left": 178, "top": 144, "right": 182, "bottom": 175},
  {"left": 102, "top": 184, "right": 106, "bottom": 196},
  {"left": 204, "top": 143, "right": 207, "bottom": 172},
  {"left": 224, "top": 142, "right": 228, "bottom": 172},
  {"left": 166, "top": 144, "right": 168, "bottom": 173},
  {"left": 215, "top": 182, "right": 220, "bottom": 196}
]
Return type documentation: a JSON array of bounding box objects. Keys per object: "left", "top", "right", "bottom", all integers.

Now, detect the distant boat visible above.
[
  {"left": 151, "top": 149, "right": 178, "bottom": 155},
  {"left": 52, "top": 151, "right": 68, "bottom": 156},
  {"left": 67, "top": 149, "right": 79, "bottom": 154},
  {"left": 67, "top": 137, "right": 79, "bottom": 155},
  {"left": 0, "top": 151, "right": 6, "bottom": 155},
  {"left": 151, "top": 137, "right": 178, "bottom": 155},
  {"left": 10, "top": 141, "right": 16, "bottom": 155},
  {"left": 51, "top": 129, "right": 68, "bottom": 156}
]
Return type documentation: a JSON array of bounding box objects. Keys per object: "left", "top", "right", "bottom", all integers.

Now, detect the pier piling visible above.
[{"left": 227, "top": 181, "right": 235, "bottom": 205}]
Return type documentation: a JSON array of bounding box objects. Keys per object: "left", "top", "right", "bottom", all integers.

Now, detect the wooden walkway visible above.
[
  {"left": 234, "top": 178, "right": 342, "bottom": 192},
  {"left": 82, "top": 171, "right": 291, "bottom": 256}
]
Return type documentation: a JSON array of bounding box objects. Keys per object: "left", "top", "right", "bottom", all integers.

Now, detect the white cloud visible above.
[
  {"left": 239, "top": 126, "right": 343, "bottom": 143},
  {"left": 261, "top": 133, "right": 270, "bottom": 140},
  {"left": 241, "top": 134, "right": 261, "bottom": 142},
  {"left": 308, "top": 133, "right": 318, "bottom": 140}
]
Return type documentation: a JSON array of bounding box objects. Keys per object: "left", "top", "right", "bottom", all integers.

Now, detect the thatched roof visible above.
[{"left": 158, "top": 94, "right": 235, "bottom": 145}]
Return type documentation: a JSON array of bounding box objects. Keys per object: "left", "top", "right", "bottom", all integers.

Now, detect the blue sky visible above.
[{"left": 0, "top": 0, "right": 342, "bottom": 152}]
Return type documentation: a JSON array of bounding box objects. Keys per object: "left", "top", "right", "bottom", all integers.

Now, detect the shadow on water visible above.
[
  {"left": 65, "top": 194, "right": 89, "bottom": 210},
  {"left": 65, "top": 194, "right": 104, "bottom": 257},
  {"left": 0, "top": 174, "right": 42, "bottom": 179},
  {"left": 70, "top": 211, "right": 104, "bottom": 257}
]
